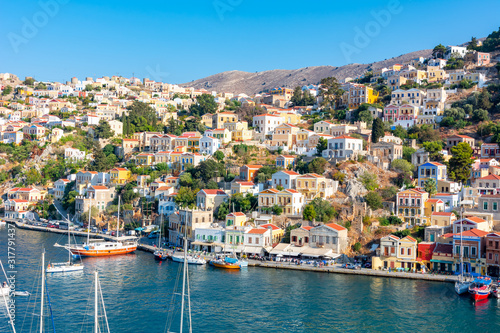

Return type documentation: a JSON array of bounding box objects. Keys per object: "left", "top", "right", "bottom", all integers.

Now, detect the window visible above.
[
  {"left": 494, "top": 202, "right": 498, "bottom": 211},
  {"left": 471, "top": 247, "right": 476, "bottom": 256},
  {"left": 484, "top": 202, "right": 488, "bottom": 210},
  {"left": 255, "top": 238, "right": 259, "bottom": 244},
  {"left": 408, "top": 248, "right": 411, "bottom": 256},
  {"left": 401, "top": 248, "right": 404, "bottom": 255}
]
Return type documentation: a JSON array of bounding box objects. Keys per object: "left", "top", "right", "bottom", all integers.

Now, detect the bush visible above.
[
  {"left": 360, "top": 172, "right": 379, "bottom": 191},
  {"left": 364, "top": 191, "right": 383, "bottom": 210},
  {"left": 353, "top": 242, "right": 362, "bottom": 252}
]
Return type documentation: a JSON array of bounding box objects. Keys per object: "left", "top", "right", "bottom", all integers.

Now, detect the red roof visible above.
[
  {"left": 431, "top": 212, "right": 454, "bottom": 216},
  {"left": 477, "top": 174, "right": 500, "bottom": 180},
  {"left": 301, "top": 226, "right": 313, "bottom": 231},
  {"left": 449, "top": 134, "right": 473, "bottom": 139},
  {"left": 11, "top": 199, "right": 28, "bottom": 203},
  {"left": 236, "top": 181, "right": 255, "bottom": 186},
  {"left": 228, "top": 212, "right": 246, "bottom": 217},
  {"left": 426, "top": 199, "right": 443, "bottom": 203},
  {"left": 466, "top": 216, "right": 486, "bottom": 223},
  {"left": 244, "top": 164, "right": 263, "bottom": 169},
  {"left": 334, "top": 135, "right": 360, "bottom": 140},
  {"left": 260, "top": 223, "right": 281, "bottom": 230},
  {"left": 282, "top": 170, "right": 299, "bottom": 176},
  {"left": 91, "top": 186, "right": 108, "bottom": 190},
  {"left": 201, "top": 189, "right": 227, "bottom": 195},
  {"left": 325, "top": 223, "right": 347, "bottom": 231},
  {"left": 247, "top": 228, "right": 269, "bottom": 234},
  {"left": 458, "top": 229, "right": 488, "bottom": 237}
]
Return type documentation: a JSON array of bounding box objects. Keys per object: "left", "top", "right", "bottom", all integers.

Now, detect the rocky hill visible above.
[{"left": 181, "top": 49, "right": 433, "bottom": 95}]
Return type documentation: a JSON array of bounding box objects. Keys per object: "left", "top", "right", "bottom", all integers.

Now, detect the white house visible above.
[
  {"left": 252, "top": 114, "right": 283, "bottom": 135},
  {"left": 271, "top": 170, "right": 300, "bottom": 189},
  {"left": 445, "top": 46, "right": 468, "bottom": 60},
  {"left": 322, "top": 135, "right": 364, "bottom": 160},
  {"left": 199, "top": 135, "right": 221, "bottom": 155},
  {"left": 54, "top": 179, "right": 72, "bottom": 200},
  {"left": 243, "top": 228, "right": 272, "bottom": 255},
  {"left": 64, "top": 147, "right": 87, "bottom": 161},
  {"left": 108, "top": 120, "right": 123, "bottom": 136}
]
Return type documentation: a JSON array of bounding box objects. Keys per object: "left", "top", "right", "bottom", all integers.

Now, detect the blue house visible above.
[{"left": 418, "top": 162, "right": 447, "bottom": 188}]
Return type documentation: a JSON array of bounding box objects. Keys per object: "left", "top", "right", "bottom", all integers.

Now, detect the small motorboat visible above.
[
  {"left": 171, "top": 255, "right": 206, "bottom": 265},
  {"left": 469, "top": 276, "right": 492, "bottom": 301},
  {"left": 154, "top": 249, "right": 170, "bottom": 261},
  {"left": 210, "top": 257, "right": 245, "bottom": 269},
  {"left": 46, "top": 262, "right": 84, "bottom": 273},
  {"left": 13, "top": 291, "right": 30, "bottom": 297}
]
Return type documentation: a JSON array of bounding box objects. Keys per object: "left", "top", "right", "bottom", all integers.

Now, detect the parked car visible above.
[
  {"left": 341, "top": 263, "right": 361, "bottom": 270},
  {"left": 364, "top": 263, "right": 372, "bottom": 269}
]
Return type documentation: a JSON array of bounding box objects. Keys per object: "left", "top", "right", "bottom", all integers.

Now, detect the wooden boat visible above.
[{"left": 210, "top": 257, "right": 241, "bottom": 269}]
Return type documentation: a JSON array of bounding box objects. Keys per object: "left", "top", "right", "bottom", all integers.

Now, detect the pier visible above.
[{"left": 6, "top": 219, "right": 457, "bottom": 283}]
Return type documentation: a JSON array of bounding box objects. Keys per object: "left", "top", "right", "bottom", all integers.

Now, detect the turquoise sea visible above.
[{"left": 1, "top": 226, "right": 500, "bottom": 332}]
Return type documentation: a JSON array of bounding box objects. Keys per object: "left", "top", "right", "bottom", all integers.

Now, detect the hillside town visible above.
[{"left": 2, "top": 31, "right": 500, "bottom": 279}]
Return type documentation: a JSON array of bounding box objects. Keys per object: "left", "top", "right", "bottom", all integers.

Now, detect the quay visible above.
[{"left": 6, "top": 219, "right": 457, "bottom": 283}]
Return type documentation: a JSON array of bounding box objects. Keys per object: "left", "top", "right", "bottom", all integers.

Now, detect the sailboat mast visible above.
[
  {"left": 40, "top": 251, "right": 45, "bottom": 333},
  {"left": 68, "top": 214, "right": 71, "bottom": 263},
  {"left": 95, "top": 270, "right": 98, "bottom": 333},
  {"left": 117, "top": 196, "right": 121, "bottom": 239},
  {"left": 180, "top": 238, "right": 187, "bottom": 333},
  {"left": 158, "top": 213, "right": 162, "bottom": 248},
  {"left": 87, "top": 197, "right": 92, "bottom": 244},
  {"left": 460, "top": 205, "right": 463, "bottom": 280}
]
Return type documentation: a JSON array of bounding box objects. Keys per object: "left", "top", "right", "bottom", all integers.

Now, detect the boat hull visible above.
[
  {"left": 471, "top": 291, "right": 490, "bottom": 301},
  {"left": 455, "top": 282, "right": 471, "bottom": 295},
  {"left": 212, "top": 262, "right": 240, "bottom": 269},
  {"left": 46, "top": 264, "right": 84, "bottom": 273},
  {"left": 69, "top": 246, "right": 137, "bottom": 257},
  {"left": 154, "top": 251, "right": 170, "bottom": 261},
  {"left": 171, "top": 256, "right": 206, "bottom": 265}
]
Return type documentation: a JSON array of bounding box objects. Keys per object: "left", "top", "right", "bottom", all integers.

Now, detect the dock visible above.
[{"left": 5, "top": 219, "right": 457, "bottom": 282}]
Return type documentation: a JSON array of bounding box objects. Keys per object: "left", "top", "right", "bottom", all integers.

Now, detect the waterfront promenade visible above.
[{"left": 6, "top": 219, "right": 458, "bottom": 283}]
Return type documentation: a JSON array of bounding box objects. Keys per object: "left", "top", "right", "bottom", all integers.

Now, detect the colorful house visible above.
[
  {"left": 417, "top": 162, "right": 447, "bottom": 188},
  {"left": 452, "top": 229, "right": 488, "bottom": 275},
  {"left": 396, "top": 188, "right": 429, "bottom": 225},
  {"left": 110, "top": 167, "right": 131, "bottom": 185},
  {"left": 239, "top": 165, "right": 262, "bottom": 182},
  {"left": 136, "top": 153, "right": 154, "bottom": 166},
  {"left": 275, "top": 155, "right": 296, "bottom": 169},
  {"left": 225, "top": 212, "right": 247, "bottom": 227}
]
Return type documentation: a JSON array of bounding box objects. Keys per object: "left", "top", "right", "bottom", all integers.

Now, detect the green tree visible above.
[
  {"left": 423, "top": 141, "right": 444, "bottom": 162},
  {"left": 308, "top": 198, "right": 337, "bottom": 222},
  {"left": 103, "top": 144, "right": 115, "bottom": 156},
  {"left": 371, "top": 118, "right": 384, "bottom": 143},
  {"left": 272, "top": 205, "right": 283, "bottom": 216},
  {"left": 85, "top": 84, "right": 93, "bottom": 91},
  {"left": 2, "top": 85, "right": 12, "bottom": 96},
  {"left": 393, "top": 125, "right": 407, "bottom": 140},
  {"left": 364, "top": 191, "right": 383, "bottom": 210},
  {"left": 308, "top": 157, "right": 327, "bottom": 174},
  {"left": 174, "top": 187, "right": 197, "bottom": 208},
  {"left": 472, "top": 108, "right": 489, "bottom": 122},
  {"left": 424, "top": 179, "right": 437, "bottom": 197},
  {"left": 125, "top": 101, "right": 161, "bottom": 134},
  {"left": 213, "top": 150, "right": 225, "bottom": 162},
  {"left": 316, "top": 137, "right": 328, "bottom": 156},
  {"left": 467, "top": 37, "right": 479, "bottom": 50},
  {"left": 319, "top": 77, "right": 344, "bottom": 109},
  {"left": 190, "top": 94, "right": 218, "bottom": 116},
  {"left": 206, "top": 180, "right": 219, "bottom": 189},
  {"left": 25, "top": 169, "right": 42, "bottom": 185},
  {"left": 23, "top": 77, "right": 35, "bottom": 86},
  {"left": 449, "top": 142, "right": 473, "bottom": 184},
  {"left": 432, "top": 44, "right": 446, "bottom": 58},
  {"left": 303, "top": 204, "right": 316, "bottom": 222},
  {"left": 360, "top": 172, "right": 379, "bottom": 191},
  {"left": 391, "top": 159, "right": 415, "bottom": 177},
  {"left": 402, "top": 146, "right": 416, "bottom": 163},
  {"left": 94, "top": 119, "right": 114, "bottom": 139}
]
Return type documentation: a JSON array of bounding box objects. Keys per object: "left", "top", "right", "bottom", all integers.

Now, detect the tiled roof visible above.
[
  {"left": 247, "top": 228, "right": 268, "bottom": 234},
  {"left": 200, "top": 189, "right": 227, "bottom": 195},
  {"left": 431, "top": 212, "right": 454, "bottom": 216},
  {"left": 324, "top": 223, "right": 347, "bottom": 231}
]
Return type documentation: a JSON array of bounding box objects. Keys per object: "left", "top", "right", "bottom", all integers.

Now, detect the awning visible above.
[
  {"left": 191, "top": 241, "right": 224, "bottom": 247},
  {"left": 243, "top": 246, "right": 265, "bottom": 254},
  {"left": 430, "top": 259, "right": 454, "bottom": 264},
  {"left": 300, "top": 247, "right": 333, "bottom": 258}
]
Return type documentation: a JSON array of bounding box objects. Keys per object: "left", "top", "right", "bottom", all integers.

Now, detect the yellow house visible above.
[
  {"left": 225, "top": 212, "right": 247, "bottom": 227},
  {"left": 424, "top": 198, "right": 445, "bottom": 218},
  {"left": 232, "top": 128, "right": 253, "bottom": 142},
  {"left": 110, "top": 167, "right": 131, "bottom": 185},
  {"left": 429, "top": 212, "right": 457, "bottom": 227},
  {"left": 279, "top": 112, "right": 302, "bottom": 125},
  {"left": 398, "top": 236, "right": 418, "bottom": 267},
  {"left": 260, "top": 223, "right": 284, "bottom": 244},
  {"left": 187, "top": 136, "right": 201, "bottom": 153},
  {"left": 427, "top": 67, "right": 446, "bottom": 83},
  {"left": 136, "top": 153, "right": 154, "bottom": 166}
]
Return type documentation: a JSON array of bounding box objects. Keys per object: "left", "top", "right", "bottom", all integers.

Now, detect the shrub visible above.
[
  {"left": 353, "top": 242, "right": 362, "bottom": 252},
  {"left": 364, "top": 191, "right": 383, "bottom": 210},
  {"left": 360, "top": 172, "right": 379, "bottom": 191}
]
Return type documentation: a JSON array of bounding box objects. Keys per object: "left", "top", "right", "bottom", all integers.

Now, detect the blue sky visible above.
[{"left": 0, "top": 0, "right": 499, "bottom": 84}]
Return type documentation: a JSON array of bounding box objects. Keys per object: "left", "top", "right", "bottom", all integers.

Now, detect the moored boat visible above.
[
  {"left": 469, "top": 276, "right": 492, "bottom": 301},
  {"left": 0, "top": 281, "right": 9, "bottom": 297},
  {"left": 210, "top": 257, "right": 244, "bottom": 269},
  {"left": 46, "top": 261, "right": 84, "bottom": 273},
  {"left": 172, "top": 254, "right": 206, "bottom": 265},
  {"left": 154, "top": 250, "right": 170, "bottom": 261}
]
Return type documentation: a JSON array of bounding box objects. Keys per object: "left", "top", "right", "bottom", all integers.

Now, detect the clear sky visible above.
[{"left": 1, "top": 0, "right": 499, "bottom": 84}]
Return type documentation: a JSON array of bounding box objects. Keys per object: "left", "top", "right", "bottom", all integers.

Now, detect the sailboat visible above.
[
  {"left": 92, "top": 270, "right": 110, "bottom": 333},
  {"left": 58, "top": 197, "right": 137, "bottom": 257},
  {"left": 154, "top": 214, "right": 170, "bottom": 261},
  {"left": 48, "top": 216, "right": 84, "bottom": 273},
  {"left": 455, "top": 204, "right": 472, "bottom": 295}
]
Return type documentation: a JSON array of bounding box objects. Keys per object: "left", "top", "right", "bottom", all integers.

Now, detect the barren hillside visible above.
[{"left": 181, "top": 49, "right": 433, "bottom": 95}]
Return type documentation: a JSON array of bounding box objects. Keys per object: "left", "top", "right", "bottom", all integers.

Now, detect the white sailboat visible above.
[
  {"left": 93, "top": 270, "right": 110, "bottom": 333},
  {"left": 179, "top": 238, "right": 193, "bottom": 333},
  {"left": 0, "top": 260, "right": 16, "bottom": 333},
  {"left": 47, "top": 215, "right": 84, "bottom": 273},
  {"left": 455, "top": 203, "right": 472, "bottom": 295},
  {"left": 171, "top": 255, "right": 206, "bottom": 265}
]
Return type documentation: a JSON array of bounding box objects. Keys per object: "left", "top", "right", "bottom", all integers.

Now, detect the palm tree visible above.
[{"left": 424, "top": 179, "right": 437, "bottom": 197}]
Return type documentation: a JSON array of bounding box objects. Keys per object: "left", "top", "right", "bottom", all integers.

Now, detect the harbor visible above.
[{"left": 6, "top": 219, "right": 460, "bottom": 283}]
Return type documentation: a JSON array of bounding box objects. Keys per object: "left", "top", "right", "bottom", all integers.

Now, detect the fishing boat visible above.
[
  {"left": 172, "top": 254, "right": 206, "bottom": 265},
  {"left": 57, "top": 197, "right": 137, "bottom": 257},
  {"left": 469, "top": 276, "right": 492, "bottom": 301},
  {"left": 48, "top": 217, "right": 84, "bottom": 273},
  {"left": 210, "top": 257, "right": 242, "bottom": 269},
  {"left": 492, "top": 284, "right": 500, "bottom": 299}
]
